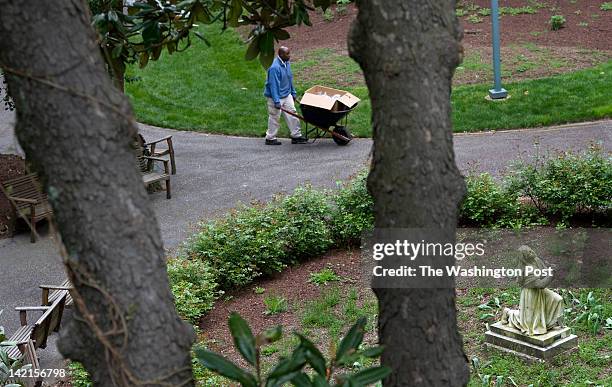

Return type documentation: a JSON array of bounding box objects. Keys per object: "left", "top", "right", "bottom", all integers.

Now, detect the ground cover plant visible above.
[
  {"left": 126, "top": 23, "right": 612, "bottom": 137},
  {"left": 69, "top": 149, "right": 611, "bottom": 385},
  {"left": 171, "top": 148, "right": 610, "bottom": 324}
]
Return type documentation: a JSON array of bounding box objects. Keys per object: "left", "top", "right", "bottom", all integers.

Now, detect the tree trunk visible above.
[
  {"left": 348, "top": 1, "right": 469, "bottom": 385},
  {"left": 0, "top": 1, "right": 194, "bottom": 386}
]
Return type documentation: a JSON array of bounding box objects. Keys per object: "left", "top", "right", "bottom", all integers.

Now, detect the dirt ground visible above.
[
  {"left": 287, "top": 1, "right": 612, "bottom": 55},
  {"left": 285, "top": 1, "right": 611, "bottom": 84}
]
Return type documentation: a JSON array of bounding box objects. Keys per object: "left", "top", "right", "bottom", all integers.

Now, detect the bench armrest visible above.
[
  {"left": 8, "top": 196, "right": 38, "bottom": 204},
  {"left": 141, "top": 156, "right": 168, "bottom": 163},
  {"left": 145, "top": 135, "right": 172, "bottom": 146},
  {"left": 15, "top": 306, "right": 50, "bottom": 312},
  {"left": 39, "top": 285, "right": 72, "bottom": 290}
]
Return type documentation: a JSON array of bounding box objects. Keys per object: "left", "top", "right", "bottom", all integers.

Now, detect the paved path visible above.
[{"left": 1, "top": 99, "right": 610, "bottom": 376}]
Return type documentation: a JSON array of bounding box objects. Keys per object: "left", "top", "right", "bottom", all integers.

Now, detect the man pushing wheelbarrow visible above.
[{"left": 263, "top": 46, "right": 360, "bottom": 146}]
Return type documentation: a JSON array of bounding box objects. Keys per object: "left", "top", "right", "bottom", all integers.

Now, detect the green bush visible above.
[
  {"left": 459, "top": 173, "right": 530, "bottom": 227},
  {"left": 167, "top": 258, "right": 220, "bottom": 323},
  {"left": 332, "top": 171, "right": 374, "bottom": 243},
  {"left": 276, "top": 186, "right": 335, "bottom": 260},
  {"left": 507, "top": 147, "right": 612, "bottom": 223},
  {"left": 68, "top": 362, "right": 92, "bottom": 387},
  {"left": 185, "top": 186, "right": 333, "bottom": 290}
]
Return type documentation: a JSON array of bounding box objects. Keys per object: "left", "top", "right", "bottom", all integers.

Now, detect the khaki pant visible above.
[{"left": 265, "top": 95, "right": 302, "bottom": 140}]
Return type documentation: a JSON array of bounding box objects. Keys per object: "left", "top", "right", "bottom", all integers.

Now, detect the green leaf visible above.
[
  {"left": 361, "top": 345, "right": 385, "bottom": 358},
  {"left": 348, "top": 366, "right": 392, "bottom": 385},
  {"left": 195, "top": 348, "right": 257, "bottom": 387},
  {"left": 228, "top": 312, "right": 257, "bottom": 366},
  {"left": 245, "top": 36, "right": 261, "bottom": 61},
  {"left": 272, "top": 29, "right": 290, "bottom": 41},
  {"left": 228, "top": 0, "right": 243, "bottom": 27},
  {"left": 290, "top": 372, "right": 311, "bottom": 387},
  {"left": 335, "top": 317, "right": 366, "bottom": 363},
  {"left": 258, "top": 31, "right": 275, "bottom": 68},
  {"left": 296, "top": 334, "right": 326, "bottom": 376},
  {"left": 312, "top": 374, "right": 329, "bottom": 387},
  {"left": 267, "top": 348, "right": 307, "bottom": 380}
]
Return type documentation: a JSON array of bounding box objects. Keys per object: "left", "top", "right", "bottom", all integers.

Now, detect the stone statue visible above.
[{"left": 501, "top": 245, "right": 564, "bottom": 336}]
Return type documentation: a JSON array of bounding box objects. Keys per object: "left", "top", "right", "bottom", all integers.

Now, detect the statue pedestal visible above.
[{"left": 485, "top": 322, "right": 577, "bottom": 361}]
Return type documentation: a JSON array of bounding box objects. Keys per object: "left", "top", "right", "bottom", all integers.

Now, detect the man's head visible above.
[{"left": 278, "top": 46, "right": 291, "bottom": 62}]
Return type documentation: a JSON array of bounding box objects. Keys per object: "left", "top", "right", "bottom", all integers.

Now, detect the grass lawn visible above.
[
  {"left": 126, "top": 24, "right": 612, "bottom": 137},
  {"left": 126, "top": 26, "right": 612, "bottom": 137}
]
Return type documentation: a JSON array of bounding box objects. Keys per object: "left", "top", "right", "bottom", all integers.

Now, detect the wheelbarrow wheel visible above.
[{"left": 332, "top": 125, "right": 352, "bottom": 146}]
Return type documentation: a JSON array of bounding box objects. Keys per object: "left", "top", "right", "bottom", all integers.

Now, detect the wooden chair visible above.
[
  {"left": 5, "top": 292, "right": 67, "bottom": 358},
  {"left": 0, "top": 173, "right": 52, "bottom": 243},
  {"left": 145, "top": 135, "right": 176, "bottom": 175},
  {"left": 40, "top": 279, "right": 73, "bottom": 308},
  {"left": 141, "top": 156, "right": 171, "bottom": 199}
]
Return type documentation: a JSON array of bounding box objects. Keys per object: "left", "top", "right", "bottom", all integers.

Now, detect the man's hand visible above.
[{"left": 274, "top": 102, "right": 281, "bottom": 109}]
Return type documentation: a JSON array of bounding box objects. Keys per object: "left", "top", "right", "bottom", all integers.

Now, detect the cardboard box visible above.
[{"left": 300, "top": 85, "right": 360, "bottom": 112}]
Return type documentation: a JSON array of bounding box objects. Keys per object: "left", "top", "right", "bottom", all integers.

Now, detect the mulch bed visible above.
[{"left": 199, "top": 249, "right": 365, "bottom": 365}]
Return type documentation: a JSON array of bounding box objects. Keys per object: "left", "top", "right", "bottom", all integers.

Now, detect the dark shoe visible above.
[
  {"left": 291, "top": 136, "right": 308, "bottom": 144},
  {"left": 265, "top": 139, "right": 282, "bottom": 145}
]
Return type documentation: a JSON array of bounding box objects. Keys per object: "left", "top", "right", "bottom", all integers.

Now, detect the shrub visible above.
[
  {"left": 185, "top": 186, "right": 333, "bottom": 290},
  {"left": 507, "top": 147, "right": 612, "bottom": 223},
  {"left": 276, "top": 186, "right": 335, "bottom": 260},
  {"left": 332, "top": 171, "right": 374, "bottom": 243},
  {"left": 167, "top": 258, "right": 219, "bottom": 323},
  {"left": 185, "top": 205, "right": 288, "bottom": 289},
  {"left": 68, "top": 362, "right": 92, "bottom": 387},
  {"left": 549, "top": 15, "right": 566, "bottom": 30},
  {"left": 460, "top": 173, "right": 528, "bottom": 227}
]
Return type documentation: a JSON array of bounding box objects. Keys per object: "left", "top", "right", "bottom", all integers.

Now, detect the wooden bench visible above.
[
  {"left": 0, "top": 173, "right": 53, "bottom": 243},
  {"left": 0, "top": 339, "right": 41, "bottom": 387},
  {"left": 40, "top": 279, "right": 73, "bottom": 308},
  {"left": 4, "top": 292, "right": 67, "bottom": 361},
  {"left": 141, "top": 156, "right": 171, "bottom": 199},
  {"left": 145, "top": 135, "right": 176, "bottom": 175}
]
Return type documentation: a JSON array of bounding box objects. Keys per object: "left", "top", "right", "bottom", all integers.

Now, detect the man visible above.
[{"left": 263, "top": 46, "right": 307, "bottom": 145}]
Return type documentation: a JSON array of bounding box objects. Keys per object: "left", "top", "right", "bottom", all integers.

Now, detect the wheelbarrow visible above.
[{"left": 280, "top": 100, "right": 358, "bottom": 146}]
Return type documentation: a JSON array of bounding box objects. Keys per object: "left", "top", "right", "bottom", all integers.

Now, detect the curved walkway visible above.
[{"left": 0, "top": 104, "right": 610, "bottom": 375}]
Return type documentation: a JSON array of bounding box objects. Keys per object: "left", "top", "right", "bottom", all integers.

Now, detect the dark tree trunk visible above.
[
  {"left": 0, "top": 1, "right": 194, "bottom": 386},
  {"left": 349, "top": 1, "right": 469, "bottom": 385}
]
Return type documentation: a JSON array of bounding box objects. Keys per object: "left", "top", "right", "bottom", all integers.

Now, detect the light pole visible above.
[{"left": 489, "top": 0, "right": 507, "bottom": 99}]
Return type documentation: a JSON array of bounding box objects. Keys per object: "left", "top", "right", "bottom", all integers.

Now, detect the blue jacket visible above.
[{"left": 264, "top": 56, "right": 297, "bottom": 104}]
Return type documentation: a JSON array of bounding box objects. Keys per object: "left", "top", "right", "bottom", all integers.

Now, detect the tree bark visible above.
[
  {"left": 0, "top": 1, "right": 194, "bottom": 386},
  {"left": 348, "top": 1, "right": 469, "bottom": 385}
]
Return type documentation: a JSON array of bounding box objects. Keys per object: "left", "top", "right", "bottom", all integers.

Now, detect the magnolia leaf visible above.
[
  {"left": 195, "top": 348, "right": 257, "bottom": 387},
  {"left": 295, "top": 334, "right": 326, "bottom": 376},
  {"left": 272, "top": 29, "right": 290, "bottom": 41},
  {"left": 228, "top": 312, "right": 257, "bottom": 366},
  {"left": 335, "top": 317, "right": 366, "bottom": 363},
  {"left": 228, "top": 0, "right": 243, "bottom": 27},
  {"left": 245, "top": 36, "right": 261, "bottom": 61},
  {"left": 347, "top": 366, "right": 392, "bottom": 385}
]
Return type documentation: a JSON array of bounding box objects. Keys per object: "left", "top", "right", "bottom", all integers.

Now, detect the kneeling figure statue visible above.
[{"left": 501, "top": 245, "right": 564, "bottom": 336}]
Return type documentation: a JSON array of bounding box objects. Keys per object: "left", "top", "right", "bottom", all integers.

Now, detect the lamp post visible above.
[{"left": 489, "top": 0, "right": 507, "bottom": 99}]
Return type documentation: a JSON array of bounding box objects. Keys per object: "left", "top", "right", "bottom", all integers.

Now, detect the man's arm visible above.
[{"left": 268, "top": 67, "right": 282, "bottom": 108}]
